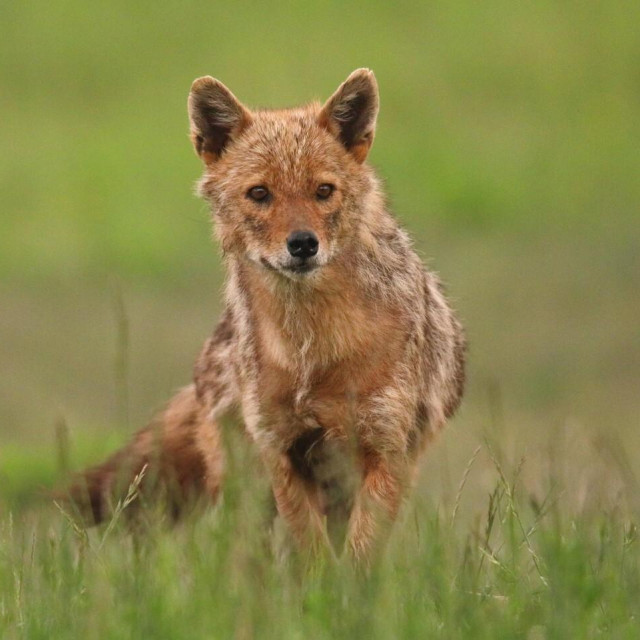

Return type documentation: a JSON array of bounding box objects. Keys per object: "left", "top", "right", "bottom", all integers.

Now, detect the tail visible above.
[{"left": 65, "top": 384, "right": 223, "bottom": 524}]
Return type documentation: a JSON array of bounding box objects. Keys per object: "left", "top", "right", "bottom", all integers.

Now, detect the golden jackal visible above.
[{"left": 70, "top": 69, "right": 466, "bottom": 565}]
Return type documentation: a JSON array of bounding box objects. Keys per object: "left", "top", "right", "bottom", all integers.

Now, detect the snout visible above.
[
  {"left": 286, "top": 230, "right": 319, "bottom": 259},
  {"left": 258, "top": 229, "right": 324, "bottom": 278}
]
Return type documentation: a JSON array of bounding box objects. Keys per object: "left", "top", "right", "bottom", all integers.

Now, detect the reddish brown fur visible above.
[
  {"left": 67, "top": 69, "right": 466, "bottom": 567},
  {"left": 67, "top": 386, "right": 222, "bottom": 523}
]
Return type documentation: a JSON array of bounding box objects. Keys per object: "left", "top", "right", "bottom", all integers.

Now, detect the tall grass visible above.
[{"left": 1, "top": 427, "right": 638, "bottom": 638}]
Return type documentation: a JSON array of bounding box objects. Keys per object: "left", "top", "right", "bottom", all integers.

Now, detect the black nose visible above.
[{"left": 287, "top": 230, "right": 319, "bottom": 259}]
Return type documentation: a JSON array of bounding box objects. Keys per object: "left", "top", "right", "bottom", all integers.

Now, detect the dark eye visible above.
[
  {"left": 247, "top": 186, "right": 270, "bottom": 202},
  {"left": 316, "top": 183, "right": 334, "bottom": 200}
]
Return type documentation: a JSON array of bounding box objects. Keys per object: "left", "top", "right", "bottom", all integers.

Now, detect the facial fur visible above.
[{"left": 190, "top": 70, "right": 380, "bottom": 283}]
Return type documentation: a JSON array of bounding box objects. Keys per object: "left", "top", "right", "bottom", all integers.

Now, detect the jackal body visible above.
[{"left": 74, "top": 69, "right": 465, "bottom": 563}]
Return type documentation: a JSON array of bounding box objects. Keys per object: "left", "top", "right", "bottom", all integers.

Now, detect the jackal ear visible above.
[
  {"left": 188, "top": 76, "right": 252, "bottom": 163},
  {"left": 318, "top": 68, "right": 379, "bottom": 163}
]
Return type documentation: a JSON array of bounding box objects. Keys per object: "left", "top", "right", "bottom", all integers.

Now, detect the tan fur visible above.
[{"left": 68, "top": 69, "right": 466, "bottom": 567}]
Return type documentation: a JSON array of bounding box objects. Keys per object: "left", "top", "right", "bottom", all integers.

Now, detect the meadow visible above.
[{"left": 1, "top": 1, "right": 639, "bottom": 637}]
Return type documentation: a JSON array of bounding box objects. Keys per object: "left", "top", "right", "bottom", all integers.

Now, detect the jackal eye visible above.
[
  {"left": 247, "top": 186, "right": 270, "bottom": 202},
  {"left": 316, "top": 183, "right": 335, "bottom": 200}
]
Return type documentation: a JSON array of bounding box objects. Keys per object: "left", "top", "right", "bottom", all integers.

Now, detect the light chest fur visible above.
[{"left": 231, "top": 256, "right": 411, "bottom": 443}]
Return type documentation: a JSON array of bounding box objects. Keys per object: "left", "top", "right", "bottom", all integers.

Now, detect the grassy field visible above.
[
  {"left": 2, "top": 430, "right": 640, "bottom": 638},
  {"left": 1, "top": 0, "right": 639, "bottom": 637}
]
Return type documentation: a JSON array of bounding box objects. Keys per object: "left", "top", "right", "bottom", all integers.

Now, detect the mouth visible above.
[
  {"left": 259, "top": 256, "right": 319, "bottom": 277},
  {"left": 283, "top": 262, "right": 318, "bottom": 275}
]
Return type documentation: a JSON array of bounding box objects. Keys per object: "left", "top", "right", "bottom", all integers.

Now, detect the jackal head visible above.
[{"left": 188, "top": 69, "right": 380, "bottom": 280}]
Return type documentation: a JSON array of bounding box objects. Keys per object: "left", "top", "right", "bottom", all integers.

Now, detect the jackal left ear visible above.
[
  {"left": 188, "top": 76, "right": 252, "bottom": 164},
  {"left": 318, "top": 68, "right": 379, "bottom": 163}
]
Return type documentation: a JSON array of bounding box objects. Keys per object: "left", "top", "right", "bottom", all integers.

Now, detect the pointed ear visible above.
[
  {"left": 318, "top": 68, "right": 379, "bottom": 163},
  {"left": 188, "top": 76, "right": 252, "bottom": 164}
]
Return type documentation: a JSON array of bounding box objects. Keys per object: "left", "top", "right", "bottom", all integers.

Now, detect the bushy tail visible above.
[{"left": 66, "top": 385, "right": 223, "bottom": 524}]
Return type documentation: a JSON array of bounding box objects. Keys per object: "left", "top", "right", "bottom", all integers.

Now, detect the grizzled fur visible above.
[{"left": 68, "top": 69, "right": 465, "bottom": 565}]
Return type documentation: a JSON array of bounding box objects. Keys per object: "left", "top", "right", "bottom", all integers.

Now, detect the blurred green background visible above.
[{"left": 1, "top": 1, "right": 639, "bottom": 503}]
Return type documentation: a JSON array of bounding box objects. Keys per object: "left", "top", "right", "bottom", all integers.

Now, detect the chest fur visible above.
[{"left": 252, "top": 287, "right": 409, "bottom": 440}]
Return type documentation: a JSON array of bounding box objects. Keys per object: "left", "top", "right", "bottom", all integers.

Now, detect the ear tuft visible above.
[
  {"left": 188, "top": 76, "right": 251, "bottom": 163},
  {"left": 319, "top": 68, "right": 379, "bottom": 163}
]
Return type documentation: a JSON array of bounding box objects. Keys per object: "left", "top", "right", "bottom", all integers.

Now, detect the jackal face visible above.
[{"left": 188, "top": 69, "right": 379, "bottom": 280}]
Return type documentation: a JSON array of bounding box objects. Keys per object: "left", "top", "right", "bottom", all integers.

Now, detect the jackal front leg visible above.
[
  {"left": 265, "top": 451, "right": 334, "bottom": 562},
  {"left": 345, "top": 450, "right": 408, "bottom": 567}
]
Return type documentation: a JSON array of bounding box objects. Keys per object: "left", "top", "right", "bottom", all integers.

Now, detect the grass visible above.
[{"left": 2, "top": 429, "right": 639, "bottom": 638}]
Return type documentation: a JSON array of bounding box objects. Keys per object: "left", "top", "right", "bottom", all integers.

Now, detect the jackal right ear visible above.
[
  {"left": 188, "top": 77, "right": 252, "bottom": 163},
  {"left": 319, "top": 68, "right": 379, "bottom": 163}
]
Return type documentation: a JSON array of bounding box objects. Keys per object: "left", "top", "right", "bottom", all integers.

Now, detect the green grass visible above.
[{"left": 2, "top": 431, "right": 639, "bottom": 638}]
